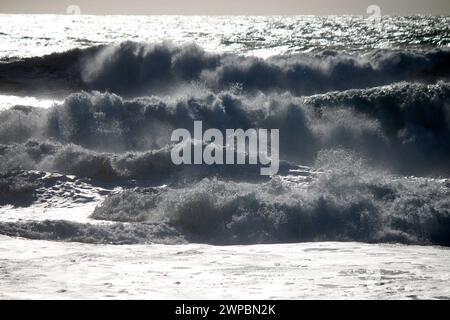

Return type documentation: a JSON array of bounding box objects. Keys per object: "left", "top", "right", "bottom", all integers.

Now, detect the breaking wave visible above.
[
  {"left": 1, "top": 81, "right": 450, "bottom": 176},
  {"left": 1, "top": 42, "right": 450, "bottom": 97},
  {"left": 89, "top": 152, "right": 450, "bottom": 246},
  {"left": 2, "top": 152, "right": 449, "bottom": 246}
]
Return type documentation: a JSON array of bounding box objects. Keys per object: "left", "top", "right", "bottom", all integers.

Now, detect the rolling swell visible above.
[{"left": 0, "top": 42, "right": 450, "bottom": 97}]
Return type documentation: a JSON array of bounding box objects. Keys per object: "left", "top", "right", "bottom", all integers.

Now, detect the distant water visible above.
[
  {"left": 0, "top": 14, "right": 449, "bottom": 60},
  {"left": 0, "top": 15, "right": 449, "bottom": 247}
]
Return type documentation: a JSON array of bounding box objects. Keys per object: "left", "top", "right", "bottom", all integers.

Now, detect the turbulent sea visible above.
[{"left": 0, "top": 14, "right": 450, "bottom": 299}]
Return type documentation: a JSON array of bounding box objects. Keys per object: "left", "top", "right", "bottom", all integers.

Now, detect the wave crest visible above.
[{"left": 1, "top": 42, "right": 449, "bottom": 96}]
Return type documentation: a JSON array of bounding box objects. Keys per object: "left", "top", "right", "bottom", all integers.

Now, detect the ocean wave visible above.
[
  {"left": 90, "top": 153, "right": 450, "bottom": 246},
  {"left": 0, "top": 219, "right": 184, "bottom": 244},
  {"left": 0, "top": 170, "right": 39, "bottom": 207},
  {"left": 0, "top": 170, "right": 110, "bottom": 208},
  {"left": 1, "top": 152, "right": 448, "bottom": 246},
  {"left": 0, "top": 140, "right": 295, "bottom": 183},
  {"left": 1, "top": 42, "right": 449, "bottom": 97},
  {"left": 1, "top": 82, "right": 449, "bottom": 176}
]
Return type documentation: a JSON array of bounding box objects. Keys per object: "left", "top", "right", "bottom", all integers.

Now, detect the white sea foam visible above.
[{"left": 0, "top": 236, "right": 449, "bottom": 299}]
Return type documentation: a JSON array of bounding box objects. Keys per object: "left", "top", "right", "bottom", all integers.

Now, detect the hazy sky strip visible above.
[{"left": 0, "top": 0, "right": 449, "bottom": 15}]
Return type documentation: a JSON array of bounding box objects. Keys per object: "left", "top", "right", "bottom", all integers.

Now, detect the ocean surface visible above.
[{"left": 0, "top": 14, "right": 450, "bottom": 299}]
